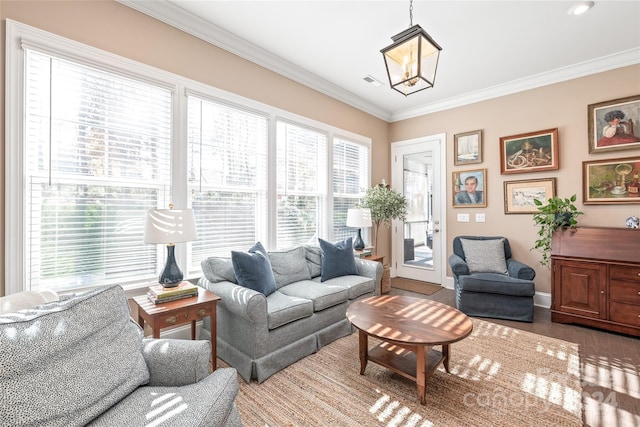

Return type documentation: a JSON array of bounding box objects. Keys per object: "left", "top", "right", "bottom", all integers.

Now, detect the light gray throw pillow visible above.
[
  {"left": 269, "top": 246, "right": 312, "bottom": 288},
  {"left": 459, "top": 238, "right": 509, "bottom": 275},
  {"left": 201, "top": 256, "right": 237, "bottom": 283}
]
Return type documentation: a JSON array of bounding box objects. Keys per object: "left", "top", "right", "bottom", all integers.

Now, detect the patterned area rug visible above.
[{"left": 226, "top": 318, "right": 583, "bottom": 426}]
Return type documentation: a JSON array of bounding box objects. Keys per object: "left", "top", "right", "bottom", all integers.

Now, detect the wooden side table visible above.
[
  {"left": 363, "top": 254, "right": 384, "bottom": 264},
  {"left": 132, "top": 287, "right": 221, "bottom": 369},
  {"left": 361, "top": 254, "right": 389, "bottom": 294}
]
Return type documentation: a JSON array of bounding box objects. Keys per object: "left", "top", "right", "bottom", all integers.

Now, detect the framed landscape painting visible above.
[
  {"left": 588, "top": 95, "right": 640, "bottom": 154},
  {"left": 499, "top": 128, "right": 559, "bottom": 175},
  {"left": 583, "top": 156, "right": 640, "bottom": 204},
  {"left": 503, "top": 178, "right": 556, "bottom": 214},
  {"left": 454, "top": 129, "right": 482, "bottom": 165}
]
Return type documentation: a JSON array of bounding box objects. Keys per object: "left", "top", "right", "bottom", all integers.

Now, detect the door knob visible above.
[{"left": 434, "top": 229, "right": 440, "bottom": 233}]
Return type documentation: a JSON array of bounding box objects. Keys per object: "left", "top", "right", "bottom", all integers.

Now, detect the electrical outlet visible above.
[
  {"left": 457, "top": 213, "right": 470, "bottom": 222},
  {"left": 476, "top": 213, "right": 486, "bottom": 222}
]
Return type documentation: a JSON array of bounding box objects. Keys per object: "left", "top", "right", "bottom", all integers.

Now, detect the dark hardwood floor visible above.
[{"left": 389, "top": 286, "right": 640, "bottom": 427}]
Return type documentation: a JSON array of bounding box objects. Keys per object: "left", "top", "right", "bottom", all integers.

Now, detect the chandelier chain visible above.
[{"left": 409, "top": 0, "right": 414, "bottom": 27}]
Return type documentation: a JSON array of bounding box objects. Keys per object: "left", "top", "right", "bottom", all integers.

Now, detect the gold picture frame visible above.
[
  {"left": 503, "top": 178, "right": 556, "bottom": 214},
  {"left": 499, "top": 128, "right": 559, "bottom": 175},
  {"left": 588, "top": 95, "right": 640, "bottom": 154},
  {"left": 583, "top": 156, "right": 640, "bottom": 204},
  {"left": 454, "top": 129, "right": 482, "bottom": 166},
  {"left": 452, "top": 168, "right": 487, "bottom": 208}
]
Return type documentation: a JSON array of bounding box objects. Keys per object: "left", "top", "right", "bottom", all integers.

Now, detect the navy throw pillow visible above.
[
  {"left": 319, "top": 238, "right": 358, "bottom": 282},
  {"left": 231, "top": 242, "right": 276, "bottom": 296}
]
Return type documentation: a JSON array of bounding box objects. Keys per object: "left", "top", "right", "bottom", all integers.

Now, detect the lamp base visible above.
[
  {"left": 159, "top": 244, "right": 184, "bottom": 288},
  {"left": 353, "top": 229, "right": 365, "bottom": 250}
]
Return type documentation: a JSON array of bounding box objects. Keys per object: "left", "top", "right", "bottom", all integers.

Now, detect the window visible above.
[
  {"left": 276, "top": 121, "right": 327, "bottom": 249},
  {"left": 6, "top": 21, "right": 371, "bottom": 294},
  {"left": 23, "top": 49, "right": 172, "bottom": 291},
  {"left": 187, "top": 96, "right": 268, "bottom": 273},
  {"left": 333, "top": 138, "right": 370, "bottom": 242}
]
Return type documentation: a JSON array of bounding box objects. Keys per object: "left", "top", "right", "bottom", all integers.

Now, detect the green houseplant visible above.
[
  {"left": 358, "top": 180, "right": 408, "bottom": 254},
  {"left": 531, "top": 194, "right": 583, "bottom": 268}
]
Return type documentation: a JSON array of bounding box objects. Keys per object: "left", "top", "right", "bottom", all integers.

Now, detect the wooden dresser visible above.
[{"left": 550, "top": 226, "right": 640, "bottom": 337}]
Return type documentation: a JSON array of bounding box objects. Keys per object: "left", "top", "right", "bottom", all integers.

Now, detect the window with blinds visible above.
[
  {"left": 187, "top": 96, "right": 268, "bottom": 272},
  {"left": 24, "top": 49, "right": 172, "bottom": 291},
  {"left": 276, "top": 121, "right": 328, "bottom": 248},
  {"left": 333, "top": 138, "right": 370, "bottom": 242}
]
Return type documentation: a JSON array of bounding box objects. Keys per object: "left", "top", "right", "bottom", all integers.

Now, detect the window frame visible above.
[{"left": 5, "top": 19, "right": 371, "bottom": 295}]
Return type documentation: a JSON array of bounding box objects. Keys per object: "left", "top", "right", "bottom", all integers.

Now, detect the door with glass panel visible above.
[{"left": 391, "top": 137, "right": 443, "bottom": 284}]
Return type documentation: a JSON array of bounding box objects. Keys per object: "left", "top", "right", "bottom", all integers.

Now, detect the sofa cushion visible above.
[
  {"left": 232, "top": 242, "right": 277, "bottom": 296},
  {"left": 459, "top": 238, "right": 508, "bottom": 275},
  {"left": 0, "top": 285, "right": 149, "bottom": 427},
  {"left": 304, "top": 245, "right": 323, "bottom": 278},
  {"left": 201, "top": 257, "right": 237, "bottom": 284},
  {"left": 319, "top": 238, "right": 358, "bottom": 282},
  {"left": 266, "top": 291, "right": 314, "bottom": 330},
  {"left": 279, "top": 280, "right": 349, "bottom": 311},
  {"left": 322, "top": 275, "right": 374, "bottom": 300},
  {"left": 269, "top": 246, "right": 312, "bottom": 288}
]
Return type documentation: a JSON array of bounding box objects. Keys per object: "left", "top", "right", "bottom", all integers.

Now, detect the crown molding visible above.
[
  {"left": 390, "top": 48, "right": 640, "bottom": 122},
  {"left": 118, "top": 0, "right": 392, "bottom": 121},
  {"left": 119, "top": 1, "right": 639, "bottom": 124}
]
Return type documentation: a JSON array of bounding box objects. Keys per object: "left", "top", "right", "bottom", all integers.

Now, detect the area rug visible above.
[
  {"left": 390, "top": 277, "right": 441, "bottom": 295},
  {"left": 227, "top": 318, "right": 583, "bottom": 426}
]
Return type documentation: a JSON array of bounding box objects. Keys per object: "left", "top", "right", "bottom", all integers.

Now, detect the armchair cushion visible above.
[
  {"left": 141, "top": 339, "right": 210, "bottom": 386},
  {"left": 231, "top": 241, "right": 276, "bottom": 296},
  {"left": 319, "top": 238, "right": 358, "bottom": 282},
  {"left": 459, "top": 238, "right": 508, "bottom": 275},
  {"left": 458, "top": 273, "right": 535, "bottom": 297}
]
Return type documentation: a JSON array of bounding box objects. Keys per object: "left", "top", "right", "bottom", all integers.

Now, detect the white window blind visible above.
[
  {"left": 276, "top": 121, "right": 327, "bottom": 248},
  {"left": 24, "top": 49, "right": 172, "bottom": 291},
  {"left": 187, "top": 96, "right": 268, "bottom": 272},
  {"left": 333, "top": 138, "right": 370, "bottom": 242}
]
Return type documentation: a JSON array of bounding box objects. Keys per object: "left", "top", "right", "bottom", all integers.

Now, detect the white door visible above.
[{"left": 391, "top": 135, "right": 444, "bottom": 284}]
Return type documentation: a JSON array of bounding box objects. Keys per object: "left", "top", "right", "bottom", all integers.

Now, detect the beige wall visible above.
[
  {"left": 0, "top": 0, "right": 390, "bottom": 296},
  {"left": 390, "top": 64, "right": 640, "bottom": 294},
  {"left": 2, "top": 1, "right": 638, "bottom": 298}
]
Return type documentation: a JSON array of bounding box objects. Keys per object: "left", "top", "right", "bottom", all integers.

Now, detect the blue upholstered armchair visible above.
[{"left": 448, "top": 236, "right": 536, "bottom": 322}]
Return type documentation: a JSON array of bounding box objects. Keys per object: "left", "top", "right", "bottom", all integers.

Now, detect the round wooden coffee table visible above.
[{"left": 346, "top": 295, "right": 473, "bottom": 405}]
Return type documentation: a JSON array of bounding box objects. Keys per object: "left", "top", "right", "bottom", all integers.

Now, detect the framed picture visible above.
[
  {"left": 583, "top": 156, "right": 640, "bottom": 204},
  {"left": 454, "top": 129, "right": 482, "bottom": 165},
  {"left": 499, "top": 128, "right": 559, "bottom": 175},
  {"left": 503, "top": 178, "right": 556, "bottom": 214},
  {"left": 588, "top": 95, "right": 640, "bottom": 154},
  {"left": 453, "top": 168, "right": 487, "bottom": 208}
]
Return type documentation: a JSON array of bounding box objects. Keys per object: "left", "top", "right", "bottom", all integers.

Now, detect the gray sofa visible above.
[
  {"left": 0, "top": 285, "right": 242, "bottom": 427},
  {"left": 197, "top": 244, "right": 383, "bottom": 383}
]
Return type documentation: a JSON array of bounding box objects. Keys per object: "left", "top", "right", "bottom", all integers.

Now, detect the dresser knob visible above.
[
  {"left": 600, "top": 290, "right": 604, "bottom": 294},
  {"left": 165, "top": 315, "right": 177, "bottom": 325},
  {"left": 184, "top": 312, "right": 190, "bottom": 319},
  {"left": 197, "top": 308, "right": 207, "bottom": 317}
]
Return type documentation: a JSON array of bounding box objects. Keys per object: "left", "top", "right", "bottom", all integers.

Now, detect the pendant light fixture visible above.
[{"left": 381, "top": 0, "right": 442, "bottom": 96}]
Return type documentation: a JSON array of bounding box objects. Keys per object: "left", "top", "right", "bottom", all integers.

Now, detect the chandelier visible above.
[{"left": 381, "top": 0, "right": 442, "bottom": 96}]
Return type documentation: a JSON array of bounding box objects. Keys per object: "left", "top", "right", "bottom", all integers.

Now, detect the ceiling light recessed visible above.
[{"left": 568, "top": 1, "right": 594, "bottom": 16}]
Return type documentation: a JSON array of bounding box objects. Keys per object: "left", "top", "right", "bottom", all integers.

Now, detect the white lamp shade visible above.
[
  {"left": 144, "top": 208, "right": 198, "bottom": 244},
  {"left": 346, "top": 208, "right": 372, "bottom": 228}
]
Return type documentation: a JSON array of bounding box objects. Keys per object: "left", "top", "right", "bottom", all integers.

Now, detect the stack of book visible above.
[
  {"left": 354, "top": 247, "right": 373, "bottom": 258},
  {"left": 147, "top": 281, "right": 199, "bottom": 304}
]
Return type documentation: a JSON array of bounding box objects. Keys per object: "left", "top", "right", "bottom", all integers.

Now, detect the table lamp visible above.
[
  {"left": 144, "top": 205, "right": 198, "bottom": 287},
  {"left": 346, "top": 208, "right": 372, "bottom": 250}
]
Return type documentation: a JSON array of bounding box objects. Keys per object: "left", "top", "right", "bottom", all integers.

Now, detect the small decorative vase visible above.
[{"left": 626, "top": 215, "right": 639, "bottom": 229}]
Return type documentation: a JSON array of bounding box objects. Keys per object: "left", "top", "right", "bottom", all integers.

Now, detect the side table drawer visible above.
[
  {"left": 609, "top": 301, "right": 640, "bottom": 327},
  {"left": 158, "top": 305, "right": 212, "bottom": 326},
  {"left": 610, "top": 265, "right": 640, "bottom": 282}
]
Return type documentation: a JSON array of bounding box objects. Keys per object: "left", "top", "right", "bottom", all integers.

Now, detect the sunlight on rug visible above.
[{"left": 225, "top": 318, "right": 583, "bottom": 426}]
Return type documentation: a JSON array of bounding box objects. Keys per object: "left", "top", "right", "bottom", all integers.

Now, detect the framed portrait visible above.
[
  {"left": 453, "top": 168, "right": 487, "bottom": 208},
  {"left": 454, "top": 129, "right": 482, "bottom": 165},
  {"left": 499, "top": 128, "right": 559, "bottom": 175},
  {"left": 583, "top": 156, "right": 640, "bottom": 204},
  {"left": 588, "top": 95, "right": 640, "bottom": 154},
  {"left": 503, "top": 178, "right": 556, "bottom": 214}
]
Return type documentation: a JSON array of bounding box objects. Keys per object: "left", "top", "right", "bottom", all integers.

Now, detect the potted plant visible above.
[
  {"left": 358, "top": 180, "right": 408, "bottom": 254},
  {"left": 531, "top": 194, "right": 583, "bottom": 268}
]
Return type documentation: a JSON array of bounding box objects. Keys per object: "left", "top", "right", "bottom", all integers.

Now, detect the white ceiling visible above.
[{"left": 122, "top": 1, "right": 640, "bottom": 122}]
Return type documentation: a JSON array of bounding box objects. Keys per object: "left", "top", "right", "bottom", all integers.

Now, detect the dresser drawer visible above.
[
  {"left": 609, "top": 301, "right": 640, "bottom": 327},
  {"left": 610, "top": 265, "right": 640, "bottom": 282},
  {"left": 610, "top": 280, "right": 640, "bottom": 304},
  {"left": 158, "top": 305, "right": 212, "bottom": 326}
]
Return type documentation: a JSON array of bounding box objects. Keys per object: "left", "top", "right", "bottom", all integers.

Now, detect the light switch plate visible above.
[
  {"left": 476, "top": 213, "right": 486, "bottom": 222},
  {"left": 457, "top": 213, "right": 470, "bottom": 222}
]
